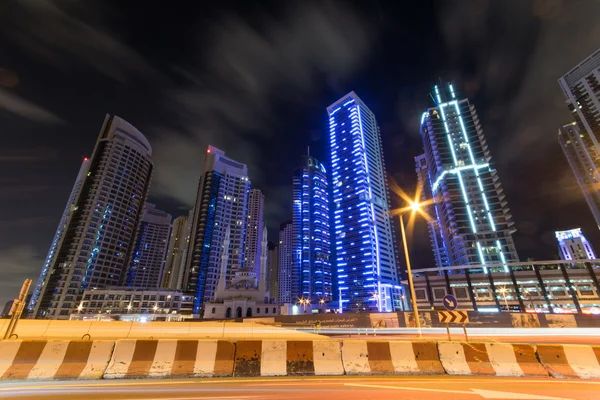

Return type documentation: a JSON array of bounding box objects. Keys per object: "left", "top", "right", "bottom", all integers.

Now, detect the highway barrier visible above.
[
  {"left": 340, "top": 340, "right": 444, "bottom": 375},
  {"left": 437, "top": 342, "right": 548, "bottom": 377},
  {"left": 0, "top": 340, "right": 115, "bottom": 380},
  {"left": 103, "top": 339, "right": 235, "bottom": 378},
  {"left": 233, "top": 340, "right": 344, "bottom": 376},
  {"left": 536, "top": 344, "right": 600, "bottom": 379}
]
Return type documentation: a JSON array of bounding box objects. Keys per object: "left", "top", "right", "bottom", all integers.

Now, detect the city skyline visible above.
[{"left": 2, "top": 1, "right": 599, "bottom": 306}]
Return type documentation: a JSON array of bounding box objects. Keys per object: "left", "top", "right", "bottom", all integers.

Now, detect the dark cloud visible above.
[{"left": 151, "top": 2, "right": 375, "bottom": 229}]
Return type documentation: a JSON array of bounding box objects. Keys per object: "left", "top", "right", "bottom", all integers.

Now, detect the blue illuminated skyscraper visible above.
[
  {"left": 419, "top": 84, "right": 519, "bottom": 270},
  {"left": 292, "top": 154, "right": 332, "bottom": 303},
  {"left": 327, "top": 92, "right": 401, "bottom": 312}
]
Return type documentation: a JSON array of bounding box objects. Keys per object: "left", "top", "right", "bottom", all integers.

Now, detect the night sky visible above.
[{"left": 1, "top": 1, "right": 599, "bottom": 306}]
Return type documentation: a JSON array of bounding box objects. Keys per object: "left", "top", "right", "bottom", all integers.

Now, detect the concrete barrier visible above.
[
  {"left": 536, "top": 344, "right": 600, "bottom": 379},
  {"left": 0, "top": 340, "right": 115, "bottom": 380},
  {"left": 340, "top": 340, "right": 444, "bottom": 375},
  {"left": 437, "top": 342, "right": 548, "bottom": 377},
  {"left": 103, "top": 339, "right": 235, "bottom": 378},
  {"left": 233, "top": 340, "right": 343, "bottom": 377}
]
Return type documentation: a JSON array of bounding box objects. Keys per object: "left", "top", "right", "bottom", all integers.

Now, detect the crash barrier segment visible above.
[
  {"left": 0, "top": 340, "right": 115, "bottom": 380},
  {"left": 536, "top": 344, "right": 600, "bottom": 379},
  {"left": 340, "top": 340, "right": 444, "bottom": 375},
  {"left": 437, "top": 342, "right": 548, "bottom": 377},
  {"left": 233, "top": 340, "right": 344, "bottom": 376},
  {"left": 103, "top": 339, "right": 234, "bottom": 378}
]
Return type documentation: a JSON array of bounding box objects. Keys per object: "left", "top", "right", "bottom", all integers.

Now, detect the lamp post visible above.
[
  {"left": 398, "top": 202, "right": 423, "bottom": 336},
  {"left": 499, "top": 287, "right": 510, "bottom": 311}
]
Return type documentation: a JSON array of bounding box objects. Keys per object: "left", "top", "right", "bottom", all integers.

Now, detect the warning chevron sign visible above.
[{"left": 438, "top": 310, "right": 469, "bottom": 324}]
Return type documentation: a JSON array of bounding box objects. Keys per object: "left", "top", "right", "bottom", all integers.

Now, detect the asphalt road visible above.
[{"left": 1, "top": 377, "right": 599, "bottom": 400}]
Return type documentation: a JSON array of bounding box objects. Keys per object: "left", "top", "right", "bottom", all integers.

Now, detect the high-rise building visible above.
[
  {"left": 327, "top": 92, "right": 400, "bottom": 312},
  {"left": 30, "top": 115, "right": 153, "bottom": 319},
  {"left": 244, "top": 189, "right": 265, "bottom": 277},
  {"left": 415, "top": 154, "right": 450, "bottom": 270},
  {"left": 125, "top": 203, "right": 172, "bottom": 288},
  {"left": 266, "top": 241, "right": 278, "bottom": 302},
  {"left": 161, "top": 214, "right": 191, "bottom": 289},
  {"left": 29, "top": 158, "right": 91, "bottom": 315},
  {"left": 293, "top": 155, "right": 332, "bottom": 302},
  {"left": 419, "top": 84, "right": 519, "bottom": 270},
  {"left": 556, "top": 228, "right": 597, "bottom": 261},
  {"left": 558, "top": 48, "right": 600, "bottom": 229},
  {"left": 185, "top": 146, "right": 250, "bottom": 313},
  {"left": 278, "top": 221, "right": 294, "bottom": 304}
]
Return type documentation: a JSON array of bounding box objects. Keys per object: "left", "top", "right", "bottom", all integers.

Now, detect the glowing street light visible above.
[
  {"left": 153, "top": 305, "right": 158, "bottom": 313},
  {"left": 499, "top": 287, "right": 510, "bottom": 311}
]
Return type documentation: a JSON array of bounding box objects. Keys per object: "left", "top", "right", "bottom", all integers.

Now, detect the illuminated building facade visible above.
[
  {"left": 292, "top": 155, "right": 331, "bottom": 303},
  {"left": 556, "top": 228, "right": 597, "bottom": 261},
  {"left": 415, "top": 154, "right": 450, "bottom": 270},
  {"left": 327, "top": 92, "right": 400, "bottom": 312},
  {"left": 244, "top": 189, "right": 265, "bottom": 278},
  {"left": 278, "top": 221, "right": 294, "bottom": 304},
  {"left": 125, "top": 203, "right": 172, "bottom": 288},
  {"left": 419, "top": 84, "right": 519, "bottom": 270},
  {"left": 185, "top": 146, "right": 250, "bottom": 313},
  {"left": 558, "top": 48, "right": 600, "bottom": 229},
  {"left": 31, "top": 115, "right": 154, "bottom": 319}
]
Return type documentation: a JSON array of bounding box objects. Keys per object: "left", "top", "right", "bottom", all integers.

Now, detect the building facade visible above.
[
  {"left": 266, "top": 241, "right": 278, "bottom": 302},
  {"left": 327, "top": 92, "right": 400, "bottom": 312},
  {"left": 161, "top": 214, "right": 191, "bottom": 290},
  {"left": 415, "top": 154, "right": 450, "bottom": 270},
  {"left": 293, "top": 155, "right": 332, "bottom": 303},
  {"left": 31, "top": 115, "right": 153, "bottom": 319},
  {"left": 419, "top": 84, "right": 519, "bottom": 270},
  {"left": 185, "top": 146, "right": 250, "bottom": 314},
  {"left": 556, "top": 228, "right": 597, "bottom": 261},
  {"left": 278, "top": 221, "right": 294, "bottom": 304},
  {"left": 125, "top": 203, "right": 172, "bottom": 288},
  {"left": 558, "top": 49, "right": 600, "bottom": 229},
  {"left": 244, "top": 189, "right": 265, "bottom": 277}
]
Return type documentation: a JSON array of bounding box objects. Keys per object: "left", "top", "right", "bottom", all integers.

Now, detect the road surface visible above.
[{"left": 1, "top": 376, "right": 599, "bottom": 400}]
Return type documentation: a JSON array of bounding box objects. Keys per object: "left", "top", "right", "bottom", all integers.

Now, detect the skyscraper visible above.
[
  {"left": 556, "top": 228, "right": 597, "bottom": 261},
  {"left": 31, "top": 115, "right": 153, "bottom": 319},
  {"left": 327, "top": 92, "right": 400, "bottom": 312},
  {"left": 266, "top": 241, "right": 278, "bottom": 302},
  {"left": 415, "top": 154, "right": 449, "bottom": 270},
  {"left": 293, "top": 155, "right": 331, "bottom": 303},
  {"left": 185, "top": 146, "right": 250, "bottom": 313},
  {"left": 558, "top": 48, "right": 600, "bottom": 229},
  {"left": 161, "top": 214, "right": 191, "bottom": 290},
  {"left": 125, "top": 203, "right": 172, "bottom": 288},
  {"left": 278, "top": 221, "right": 294, "bottom": 304},
  {"left": 419, "top": 84, "right": 518, "bottom": 270},
  {"left": 244, "top": 189, "right": 265, "bottom": 277},
  {"left": 29, "top": 158, "right": 91, "bottom": 315}
]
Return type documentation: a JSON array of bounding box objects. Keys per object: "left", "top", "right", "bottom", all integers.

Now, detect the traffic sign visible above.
[
  {"left": 437, "top": 310, "right": 469, "bottom": 324},
  {"left": 442, "top": 294, "right": 458, "bottom": 310}
]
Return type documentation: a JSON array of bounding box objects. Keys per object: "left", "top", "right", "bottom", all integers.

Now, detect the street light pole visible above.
[{"left": 399, "top": 213, "right": 422, "bottom": 336}]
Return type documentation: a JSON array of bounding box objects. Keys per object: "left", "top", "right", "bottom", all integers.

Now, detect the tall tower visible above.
[
  {"left": 125, "top": 203, "right": 172, "bottom": 288},
  {"left": 161, "top": 214, "right": 190, "bottom": 289},
  {"left": 419, "top": 84, "right": 518, "bottom": 270},
  {"left": 556, "top": 228, "right": 597, "bottom": 260},
  {"left": 292, "top": 155, "right": 331, "bottom": 303},
  {"left": 185, "top": 146, "right": 250, "bottom": 313},
  {"left": 31, "top": 115, "right": 153, "bottom": 319},
  {"left": 327, "top": 92, "right": 400, "bottom": 312},
  {"left": 244, "top": 189, "right": 265, "bottom": 277},
  {"left": 278, "top": 221, "right": 294, "bottom": 304},
  {"left": 558, "top": 48, "right": 600, "bottom": 229},
  {"left": 266, "top": 241, "right": 279, "bottom": 302},
  {"left": 415, "top": 154, "right": 449, "bottom": 270}
]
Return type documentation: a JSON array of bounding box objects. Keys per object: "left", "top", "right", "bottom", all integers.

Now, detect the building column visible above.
[
  {"left": 464, "top": 269, "right": 478, "bottom": 311},
  {"left": 532, "top": 265, "right": 554, "bottom": 313},
  {"left": 558, "top": 264, "right": 582, "bottom": 313}
]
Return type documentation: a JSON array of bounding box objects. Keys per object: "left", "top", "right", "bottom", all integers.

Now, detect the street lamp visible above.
[
  {"left": 127, "top": 303, "right": 132, "bottom": 314},
  {"left": 153, "top": 305, "right": 158, "bottom": 313}
]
